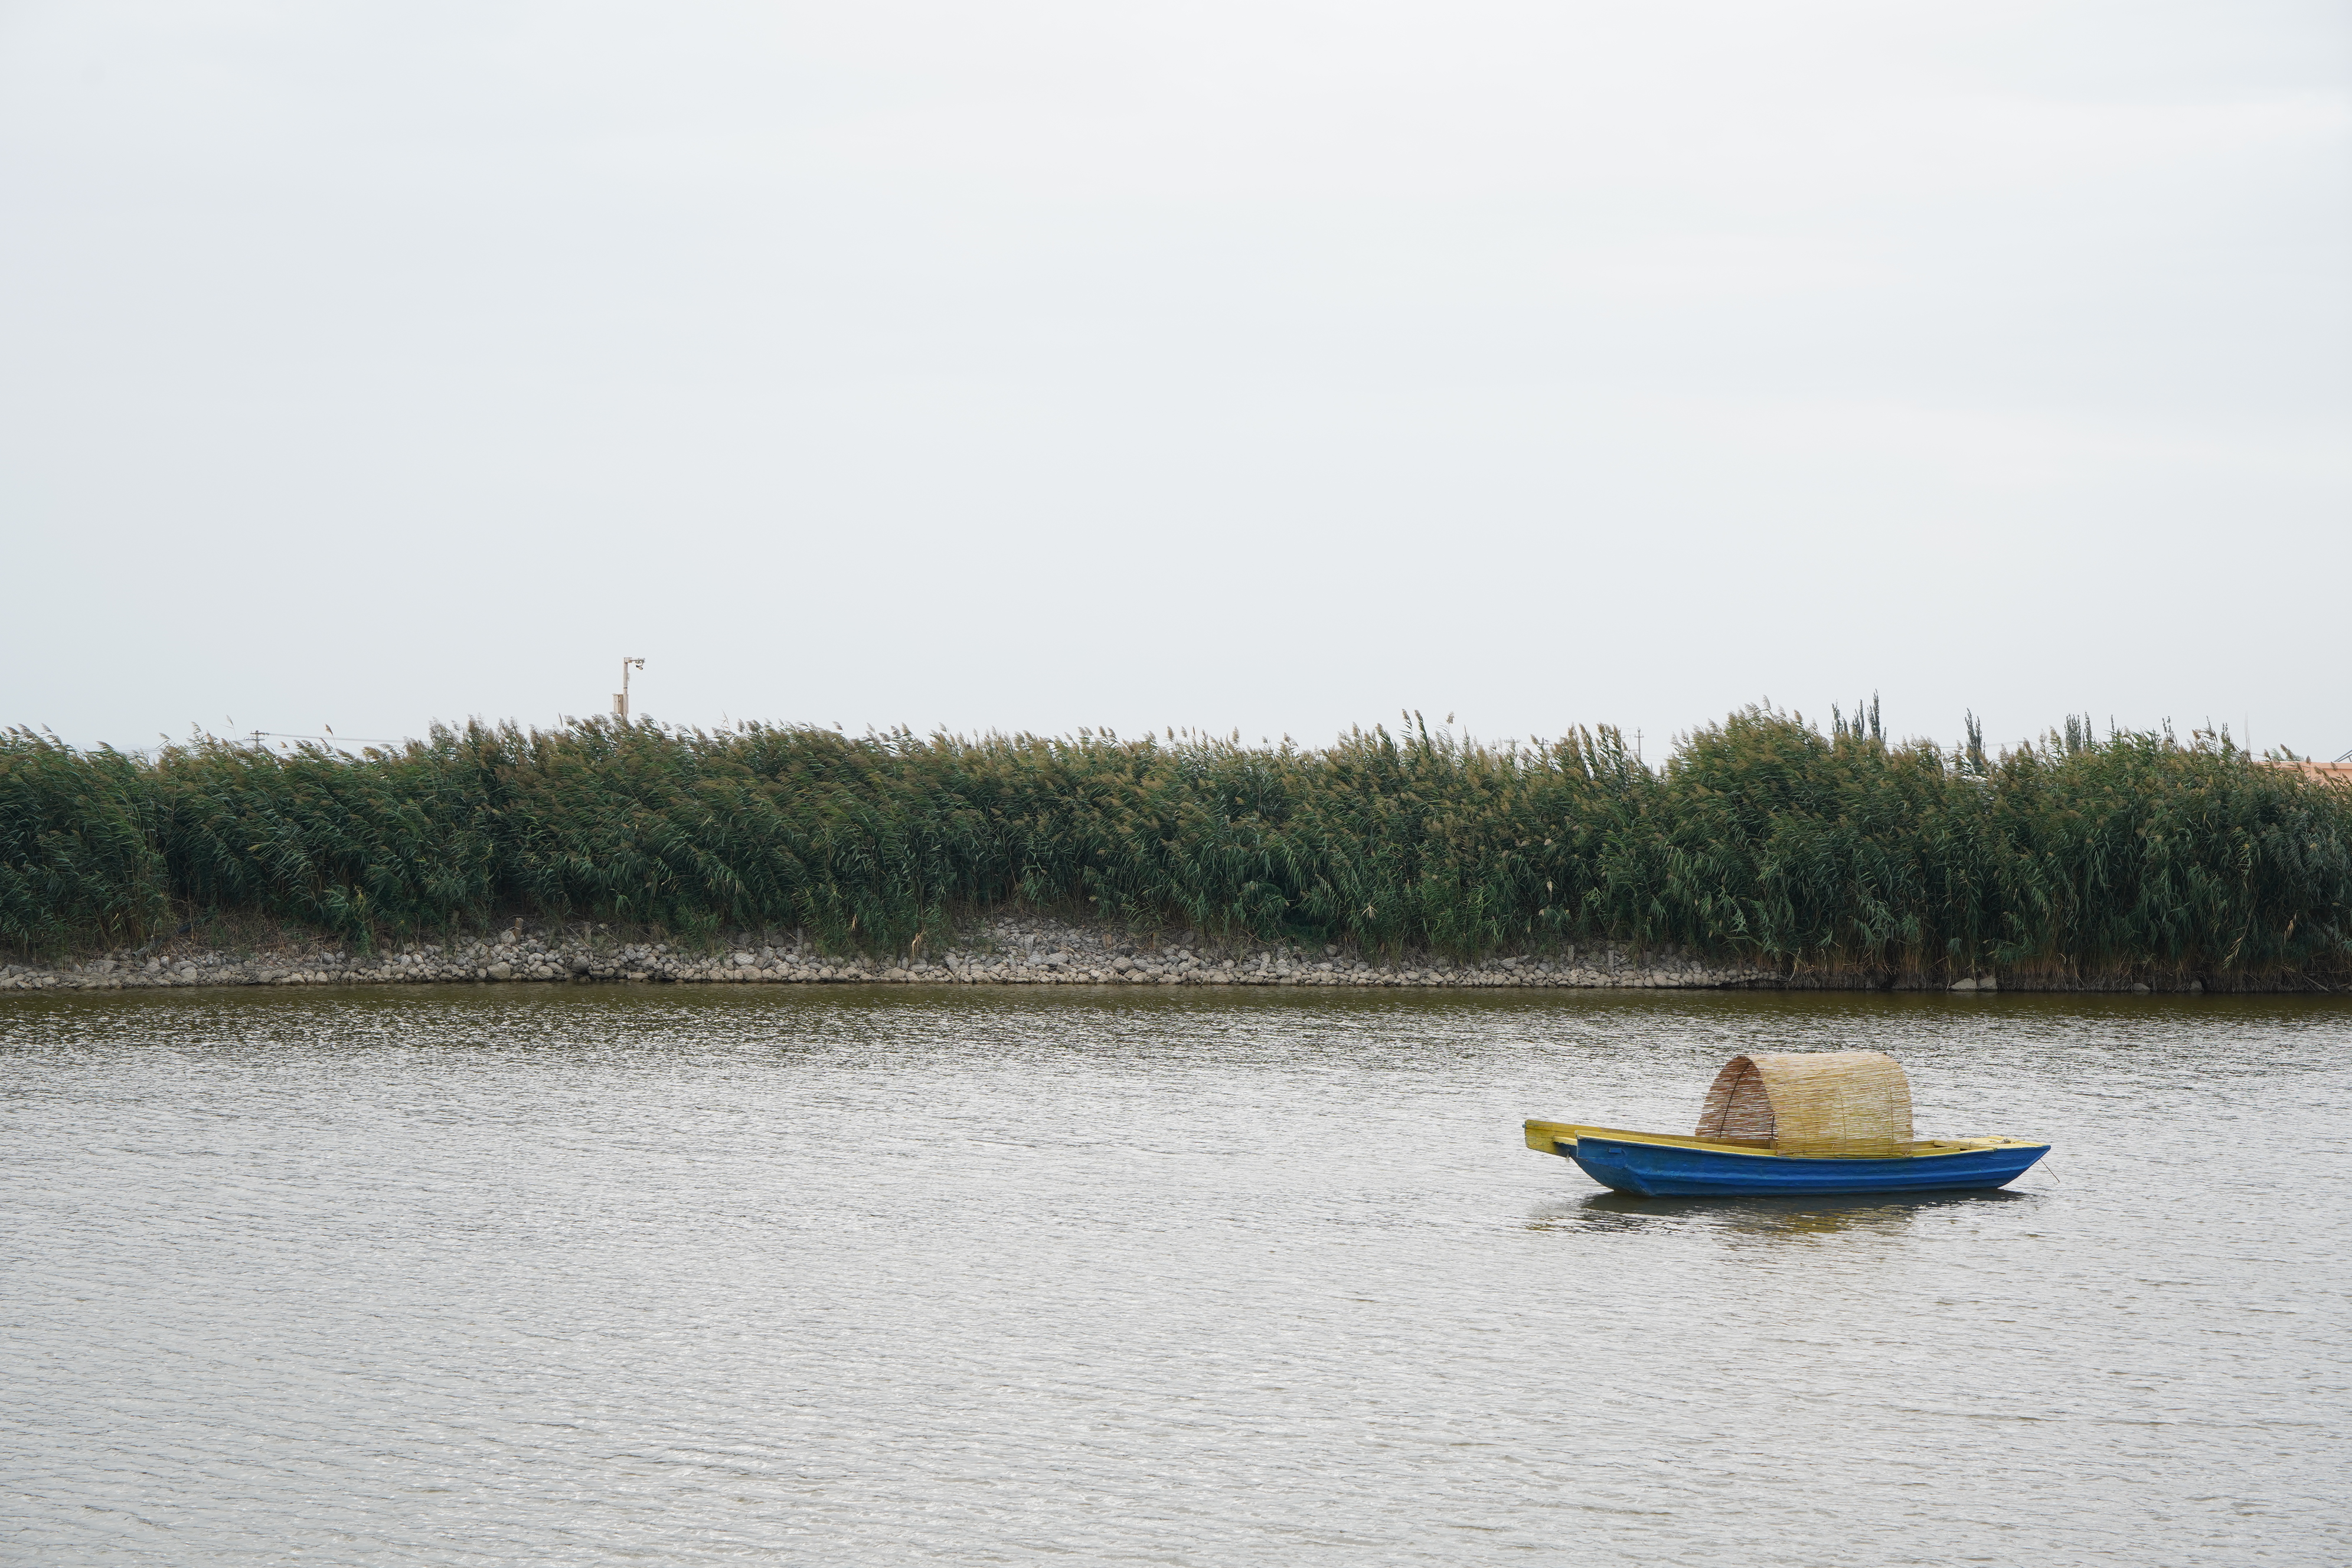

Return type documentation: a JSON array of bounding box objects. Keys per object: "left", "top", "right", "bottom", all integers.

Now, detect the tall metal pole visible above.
[{"left": 615, "top": 656, "right": 644, "bottom": 720}]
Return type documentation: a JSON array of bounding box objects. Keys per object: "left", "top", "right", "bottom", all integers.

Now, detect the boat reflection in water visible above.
[{"left": 1533, "top": 1185, "right": 2037, "bottom": 1241}]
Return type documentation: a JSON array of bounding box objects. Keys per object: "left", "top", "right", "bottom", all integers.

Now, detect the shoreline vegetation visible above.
[{"left": 5, "top": 705, "right": 2349, "bottom": 992}]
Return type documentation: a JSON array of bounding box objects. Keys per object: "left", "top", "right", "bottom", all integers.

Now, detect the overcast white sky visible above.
[{"left": 4, "top": 1, "right": 2347, "bottom": 760}]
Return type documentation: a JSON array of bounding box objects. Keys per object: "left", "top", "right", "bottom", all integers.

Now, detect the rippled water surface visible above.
[{"left": 5, "top": 986, "right": 2348, "bottom": 1565}]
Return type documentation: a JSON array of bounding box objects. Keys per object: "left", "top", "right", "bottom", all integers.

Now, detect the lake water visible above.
[{"left": 4, "top": 986, "right": 2347, "bottom": 1566}]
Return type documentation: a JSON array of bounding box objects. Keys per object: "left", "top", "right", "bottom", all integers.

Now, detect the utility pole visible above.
[{"left": 614, "top": 657, "right": 645, "bottom": 721}]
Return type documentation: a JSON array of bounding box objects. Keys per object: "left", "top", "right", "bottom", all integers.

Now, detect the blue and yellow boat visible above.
[{"left": 1527, "top": 1050, "right": 2049, "bottom": 1197}]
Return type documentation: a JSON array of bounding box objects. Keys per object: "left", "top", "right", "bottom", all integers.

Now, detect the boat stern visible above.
[{"left": 1523, "top": 1119, "right": 1579, "bottom": 1156}]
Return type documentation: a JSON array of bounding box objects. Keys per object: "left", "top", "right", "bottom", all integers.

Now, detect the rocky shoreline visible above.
[
  {"left": 1, "top": 912, "right": 2269, "bottom": 995},
  {"left": 5, "top": 912, "right": 1759, "bottom": 994}
]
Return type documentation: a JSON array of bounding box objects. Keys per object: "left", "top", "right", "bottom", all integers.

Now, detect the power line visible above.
[{"left": 241, "top": 730, "right": 404, "bottom": 744}]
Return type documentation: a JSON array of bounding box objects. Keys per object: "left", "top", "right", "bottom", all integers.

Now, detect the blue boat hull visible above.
[{"left": 1567, "top": 1135, "right": 2049, "bottom": 1197}]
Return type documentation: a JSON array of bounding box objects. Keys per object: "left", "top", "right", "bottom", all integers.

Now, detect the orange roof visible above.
[{"left": 2269, "top": 760, "right": 2352, "bottom": 784}]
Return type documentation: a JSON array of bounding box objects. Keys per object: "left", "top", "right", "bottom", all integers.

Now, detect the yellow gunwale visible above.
[{"left": 1523, "top": 1119, "right": 2043, "bottom": 1160}]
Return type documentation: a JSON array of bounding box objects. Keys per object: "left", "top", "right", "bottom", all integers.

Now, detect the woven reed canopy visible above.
[{"left": 1694, "top": 1051, "right": 1915, "bottom": 1156}]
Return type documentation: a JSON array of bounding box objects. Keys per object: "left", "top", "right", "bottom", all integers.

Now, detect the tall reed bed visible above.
[
  {"left": 4, "top": 710, "right": 2347, "bottom": 981},
  {"left": 0, "top": 731, "right": 169, "bottom": 952}
]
